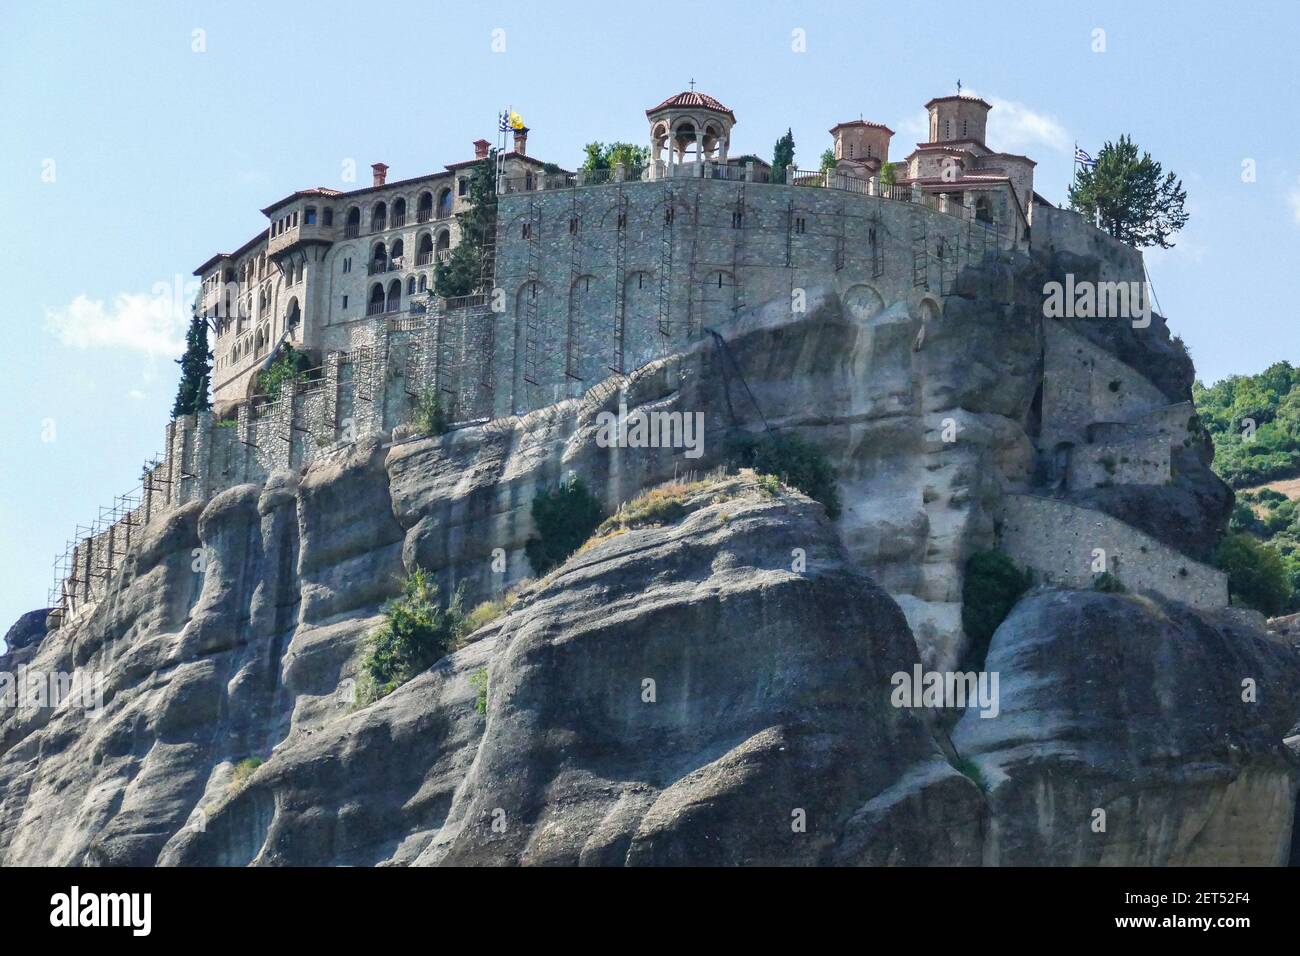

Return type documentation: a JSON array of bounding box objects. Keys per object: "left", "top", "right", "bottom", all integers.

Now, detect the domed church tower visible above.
[{"left": 646, "top": 86, "right": 735, "bottom": 176}]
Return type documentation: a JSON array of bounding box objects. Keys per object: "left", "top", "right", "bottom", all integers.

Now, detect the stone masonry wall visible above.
[
  {"left": 46, "top": 178, "right": 1029, "bottom": 625},
  {"left": 1040, "top": 319, "right": 1172, "bottom": 452},
  {"left": 999, "top": 493, "right": 1228, "bottom": 610}
]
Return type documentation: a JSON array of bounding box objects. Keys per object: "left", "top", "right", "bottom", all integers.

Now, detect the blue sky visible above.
[{"left": 2, "top": 0, "right": 1298, "bottom": 636}]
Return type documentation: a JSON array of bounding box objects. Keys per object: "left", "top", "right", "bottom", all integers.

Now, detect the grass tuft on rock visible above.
[
  {"left": 724, "top": 431, "right": 841, "bottom": 518},
  {"left": 230, "top": 757, "right": 263, "bottom": 792}
]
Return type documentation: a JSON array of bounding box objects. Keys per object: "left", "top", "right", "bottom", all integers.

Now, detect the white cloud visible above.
[
  {"left": 984, "top": 96, "right": 1071, "bottom": 156},
  {"left": 895, "top": 89, "right": 1072, "bottom": 157},
  {"left": 46, "top": 292, "right": 188, "bottom": 357}
]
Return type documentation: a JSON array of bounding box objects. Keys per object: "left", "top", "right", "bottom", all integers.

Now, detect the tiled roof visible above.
[
  {"left": 260, "top": 187, "right": 344, "bottom": 216},
  {"left": 829, "top": 119, "right": 895, "bottom": 136},
  {"left": 924, "top": 94, "right": 992, "bottom": 110},
  {"left": 646, "top": 91, "right": 735, "bottom": 119}
]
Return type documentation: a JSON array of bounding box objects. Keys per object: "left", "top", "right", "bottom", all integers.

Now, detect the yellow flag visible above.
[{"left": 509, "top": 111, "right": 525, "bottom": 130}]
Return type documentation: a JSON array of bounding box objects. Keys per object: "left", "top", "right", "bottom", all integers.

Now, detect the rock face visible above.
[
  {"left": 2, "top": 246, "right": 1295, "bottom": 866},
  {"left": 162, "top": 479, "right": 982, "bottom": 866},
  {"left": 3, "top": 609, "right": 50, "bottom": 652},
  {"left": 952, "top": 591, "right": 1300, "bottom": 865}
]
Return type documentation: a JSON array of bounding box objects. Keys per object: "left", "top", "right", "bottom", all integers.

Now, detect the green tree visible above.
[
  {"left": 410, "top": 389, "right": 450, "bottom": 437},
  {"left": 1215, "top": 532, "right": 1292, "bottom": 616},
  {"left": 581, "top": 141, "right": 648, "bottom": 173},
  {"left": 819, "top": 147, "right": 836, "bottom": 174},
  {"left": 254, "top": 346, "right": 311, "bottom": 402},
  {"left": 434, "top": 152, "right": 498, "bottom": 298},
  {"left": 524, "top": 477, "right": 605, "bottom": 575},
  {"left": 1194, "top": 362, "right": 1300, "bottom": 488},
  {"left": 770, "top": 128, "right": 795, "bottom": 185},
  {"left": 724, "top": 431, "right": 841, "bottom": 518},
  {"left": 961, "top": 551, "right": 1032, "bottom": 668},
  {"left": 1068, "top": 135, "right": 1189, "bottom": 248},
  {"left": 172, "top": 307, "right": 212, "bottom": 419},
  {"left": 879, "top": 162, "right": 897, "bottom": 188},
  {"left": 362, "top": 568, "right": 467, "bottom": 699}
]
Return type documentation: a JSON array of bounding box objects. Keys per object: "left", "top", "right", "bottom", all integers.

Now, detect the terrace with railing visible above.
[{"left": 494, "top": 161, "right": 983, "bottom": 224}]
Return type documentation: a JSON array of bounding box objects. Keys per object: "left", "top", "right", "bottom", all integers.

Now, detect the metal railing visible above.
[
  {"left": 441, "top": 292, "right": 489, "bottom": 310},
  {"left": 416, "top": 251, "right": 433, "bottom": 266}
]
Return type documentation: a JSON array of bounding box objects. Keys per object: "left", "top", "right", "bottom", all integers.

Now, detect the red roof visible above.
[
  {"left": 260, "top": 187, "right": 343, "bottom": 216},
  {"left": 829, "top": 119, "right": 895, "bottom": 136},
  {"left": 924, "top": 94, "right": 992, "bottom": 111},
  {"left": 646, "top": 91, "right": 735, "bottom": 120}
]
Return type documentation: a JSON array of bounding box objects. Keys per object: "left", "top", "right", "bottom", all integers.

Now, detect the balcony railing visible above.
[
  {"left": 489, "top": 162, "right": 960, "bottom": 216},
  {"left": 416, "top": 209, "right": 432, "bottom": 223},
  {"left": 368, "top": 261, "right": 387, "bottom": 276},
  {"left": 366, "top": 301, "right": 385, "bottom": 316},
  {"left": 344, "top": 223, "right": 360, "bottom": 238},
  {"left": 391, "top": 212, "right": 406, "bottom": 228},
  {"left": 371, "top": 218, "right": 387, "bottom": 232},
  {"left": 436, "top": 249, "right": 450, "bottom": 263},
  {"left": 416, "top": 251, "right": 433, "bottom": 266}
]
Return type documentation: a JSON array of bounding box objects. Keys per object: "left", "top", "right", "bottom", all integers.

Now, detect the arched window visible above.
[
  {"left": 436, "top": 187, "right": 452, "bottom": 218},
  {"left": 370, "top": 242, "right": 388, "bottom": 275},
  {"left": 371, "top": 201, "right": 387, "bottom": 232},
  {"left": 345, "top": 206, "right": 361, "bottom": 237},
  {"left": 417, "top": 191, "right": 433, "bottom": 223},
  {"left": 392, "top": 197, "right": 407, "bottom": 228},
  {"left": 286, "top": 298, "right": 301, "bottom": 328},
  {"left": 386, "top": 279, "right": 401, "bottom": 313},
  {"left": 435, "top": 230, "right": 450, "bottom": 261},
  {"left": 367, "top": 282, "right": 385, "bottom": 316},
  {"left": 416, "top": 232, "right": 434, "bottom": 266},
  {"left": 407, "top": 276, "right": 416, "bottom": 295},
  {"left": 389, "top": 238, "right": 404, "bottom": 270},
  {"left": 974, "top": 194, "right": 993, "bottom": 223},
  {"left": 417, "top": 273, "right": 428, "bottom": 293}
]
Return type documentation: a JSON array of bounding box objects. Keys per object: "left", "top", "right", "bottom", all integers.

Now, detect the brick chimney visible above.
[
  {"left": 512, "top": 127, "right": 528, "bottom": 156},
  {"left": 371, "top": 162, "right": 389, "bottom": 187},
  {"left": 473, "top": 139, "right": 490, "bottom": 160}
]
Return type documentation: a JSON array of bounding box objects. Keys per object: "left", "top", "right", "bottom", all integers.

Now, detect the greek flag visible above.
[
  {"left": 498, "top": 110, "right": 510, "bottom": 132},
  {"left": 1075, "top": 147, "right": 1096, "bottom": 167}
]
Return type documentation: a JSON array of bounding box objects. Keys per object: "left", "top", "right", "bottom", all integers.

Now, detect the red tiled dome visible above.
[{"left": 646, "top": 91, "right": 735, "bottom": 120}]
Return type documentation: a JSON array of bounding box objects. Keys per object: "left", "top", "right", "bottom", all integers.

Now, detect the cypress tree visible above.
[
  {"left": 172, "top": 307, "right": 212, "bottom": 418},
  {"left": 770, "top": 128, "right": 795, "bottom": 185}
]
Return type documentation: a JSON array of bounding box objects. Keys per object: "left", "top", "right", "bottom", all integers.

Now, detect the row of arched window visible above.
[
  {"left": 344, "top": 188, "right": 454, "bottom": 238},
  {"left": 367, "top": 231, "right": 451, "bottom": 275},
  {"left": 367, "top": 276, "right": 430, "bottom": 316}
]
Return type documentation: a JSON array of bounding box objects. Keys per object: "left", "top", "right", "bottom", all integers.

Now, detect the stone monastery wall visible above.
[
  {"left": 998, "top": 494, "right": 1228, "bottom": 610},
  {"left": 52, "top": 177, "right": 1006, "bottom": 620}
]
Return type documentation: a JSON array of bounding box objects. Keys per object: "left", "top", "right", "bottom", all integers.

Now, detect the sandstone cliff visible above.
[{"left": 3, "top": 249, "right": 1296, "bottom": 865}]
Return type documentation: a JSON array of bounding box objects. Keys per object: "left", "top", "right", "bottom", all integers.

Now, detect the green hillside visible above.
[
  {"left": 1193, "top": 361, "right": 1300, "bottom": 489},
  {"left": 1194, "top": 361, "right": 1300, "bottom": 613}
]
